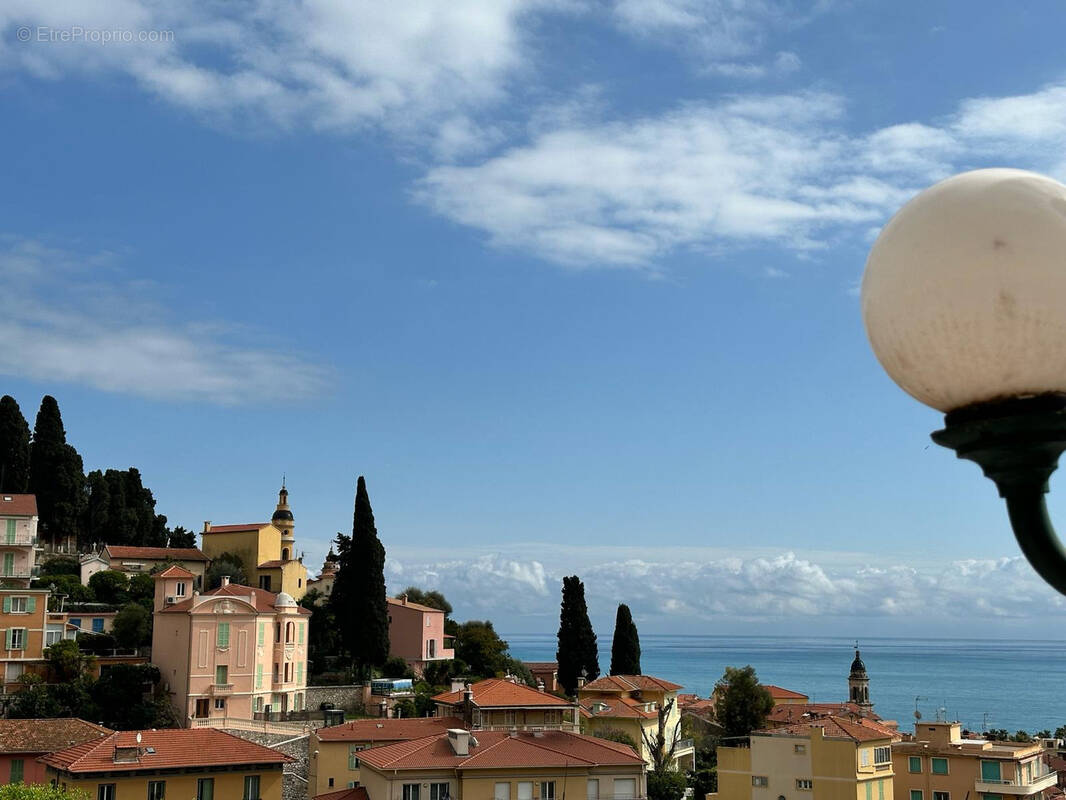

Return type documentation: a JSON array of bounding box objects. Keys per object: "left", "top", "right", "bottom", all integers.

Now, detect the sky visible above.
[{"left": 3, "top": 0, "right": 1066, "bottom": 638}]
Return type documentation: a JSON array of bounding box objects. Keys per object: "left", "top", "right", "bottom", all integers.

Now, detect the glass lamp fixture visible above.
[{"left": 862, "top": 168, "right": 1066, "bottom": 595}]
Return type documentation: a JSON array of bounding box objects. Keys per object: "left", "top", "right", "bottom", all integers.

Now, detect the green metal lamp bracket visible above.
[{"left": 932, "top": 394, "right": 1066, "bottom": 597}]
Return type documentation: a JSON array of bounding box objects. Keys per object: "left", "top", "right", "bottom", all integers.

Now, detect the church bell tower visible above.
[
  {"left": 848, "top": 648, "right": 874, "bottom": 714},
  {"left": 273, "top": 481, "right": 296, "bottom": 562}
]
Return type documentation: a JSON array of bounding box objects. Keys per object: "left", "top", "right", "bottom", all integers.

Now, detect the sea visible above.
[{"left": 505, "top": 634, "right": 1066, "bottom": 735}]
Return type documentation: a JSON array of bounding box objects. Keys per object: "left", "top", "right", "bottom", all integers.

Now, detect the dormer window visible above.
[{"left": 175, "top": 582, "right": 187, "bottom": 597}]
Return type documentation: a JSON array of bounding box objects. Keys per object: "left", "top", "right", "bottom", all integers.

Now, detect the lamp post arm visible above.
[{"left": 1004, "top": 488, "right": 1066, "bottom": 597}]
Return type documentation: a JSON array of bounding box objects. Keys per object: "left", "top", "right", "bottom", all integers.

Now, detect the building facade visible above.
[
  {"left": 0, "top": 494, "right": 39, "bottom": 588},
  {"left": 387, "top": 595, "right": 455, "bottom": 675},
  {"left": 0, "top": 717, "right": 111, "bottom": 785},
  {"left": 433, "top": 678, "right": 581, "bottom": 732},
  {"left": 151, "top": 567, "right": 310, "bottom": 724},
  {"left": 102, "top": 545, "right": 209, "bottom": 584},
  {"left": 307, "top": 551, "right": 338, "bottom": 597},
  {"left": 200, "top": 485, "right": 309, "bottom": 599}
]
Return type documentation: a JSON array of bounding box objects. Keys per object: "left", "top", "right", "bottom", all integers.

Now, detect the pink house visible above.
[
  {"left": 387, "top": 595, "right": 454, "bottom": 675},
  {"left": 151, "top": 566, "right": 310, "bottom": 725}
]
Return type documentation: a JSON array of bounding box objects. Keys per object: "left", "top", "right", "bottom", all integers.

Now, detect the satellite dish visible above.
[
  {"left": 136, "top": 732, "right": 142, "bottom": 744},
  {"left": 915, "top": 710, "right": 922, "bottom": 720}
]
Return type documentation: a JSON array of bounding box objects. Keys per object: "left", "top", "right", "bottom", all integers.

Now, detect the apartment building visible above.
[
  {"left": 0, "top": 494, "right": 39, "bottom": 587},
  {"left": 387, "top": 594, "right": 454, "bottom": 675},
  {"left": 433, "top": 678, "right": 581, "bottom": 732}
]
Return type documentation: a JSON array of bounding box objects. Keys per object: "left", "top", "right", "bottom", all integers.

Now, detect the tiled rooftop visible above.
[
  {"left": 433, "top": 678, "right": 572, "bottom": 707},
  {"left": 317, "top": 717, "right": 464, "bottom": 743},
  {"left": 105, "top": 545, "right": 208, "bottom": 561},
  {"left": 0, "top": 718, "right": 111, "bottom": 754},
  {"left": 580, "top": 674, "right": 683, "bottom": 693}
]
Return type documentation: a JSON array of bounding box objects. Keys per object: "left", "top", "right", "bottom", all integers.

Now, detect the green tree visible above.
[
  {"left": 6, "top": 674, "right": 60, "bottom": 718},
  {"left": 127, "top": 573, "right": 155, "bottom": 602},
  {"left": 714, "top": 666, "right": 773, "bottom": 739},
  {"left": 609, "top": 603, "right": 641, "bottom": 675},
  {"left": 400, "top": 587, "right": 453, "bottom": 615},
  {"left": 168, "top": 526, "right": 197, "bottom": 548},
  {"left": 331, "top": 476, "right": 389, "bottom": 676},
  {"left": 88, "top": 570, "right": 129, "bottom": 605},
  {"left": 205, "top": 552, "right": 248, "bottom": 589},
  {"left": 455, "top": 620, "right": 509, "bottom": 679},
  {"left": 0, "top": 782, "right": 89, "bottom": 799},
  {"left": 35, "top": 574, "right": 93, "bottom": 604},
  {"left": 39, "top": 557, "right": 80, "bottom": 577},
  {"left": 0, "top": 395, "right": 31, "bottom": 493},
  {"left": 83, "top": 468, "right": 169, "bottom": 548},
  {"left": 300, "top": 588, "right": 341, "bottom": 676},
  {"left": 29, "top": 396, "right": 86, "bottom": 548},
  {"left": 382, "top": 656, "right": 416, "bottom": 679},
  {"left": 44, "top": 639, "right": 96, "bottom": 683},
  {"left": 92, "top": 663, "right": 177, "bottom": 729},
  {"left": 647, "top": 769, "right": 687, "bottom": 800},
  {"left": 113, "top": 602, "right": 151, "bottom": 648},
  {"left": 556, "top": 575, "right": 599, "bottom": 695},
  {"left": 590, "top": 726, "right": 638, "bottom": 749}
]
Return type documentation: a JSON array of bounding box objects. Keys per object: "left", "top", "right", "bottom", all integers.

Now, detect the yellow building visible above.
[
  {"left": 579, "top": 674, "right": 696, "bottom": 771},
  {"left": 433, "top": 678, "right": 581, "bottom": 732},
  {"left": 892, "top": 722, "right": 1058, "bottom": 800},
  {"left": 309, "top": 716, "right": 463, "bottom": 795},
  {"left": 41, "top": 727, "right": 289, "bottom": 800},
  {"left": 201, "top": 484, "right": 309, "bottom": 599},
  {"left": 718, "top": 715, "right": 901, "bottom": 800},
  {"left": 358, "top": 728, "right": 646, "bottom": 800}
]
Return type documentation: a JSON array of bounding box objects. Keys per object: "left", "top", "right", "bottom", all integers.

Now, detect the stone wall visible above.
[
  {"left": 305, "top": 683, "right": 367, "bottom": 711},
  {"left": 222, "top": 729, "right": 310, "bottom": 800}
]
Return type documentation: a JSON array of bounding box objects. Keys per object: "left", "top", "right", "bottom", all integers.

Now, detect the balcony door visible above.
[
  {"left": 981, "top": 762, "right": 1002, "bottom": 783},
  {"left": 195, "top": 698, "right": 210, "bottom": 718}
]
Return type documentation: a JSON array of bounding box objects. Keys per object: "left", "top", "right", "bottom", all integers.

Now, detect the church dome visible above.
[
  {"left": 274, "top": 591, "right": 297, "bottom": 608},
  {"left": 272, "top": 508, "right": 294, "bottom": 522},
  {"left": 850, "top": 649, "right": 867, "bottom": 676}
]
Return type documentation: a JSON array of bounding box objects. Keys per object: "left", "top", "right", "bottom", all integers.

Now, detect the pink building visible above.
[
  {"left": 387, "top": 595, "right": 454, "bottom": 675},
  {"left": 0, "top": 718, "right": 111, "bottom": 785},
  {"left": 0, "top": 494, "right": 40, "bottom": 587},
  {"left": 151, "top": 566, "right": 311, "bottom": 725}
]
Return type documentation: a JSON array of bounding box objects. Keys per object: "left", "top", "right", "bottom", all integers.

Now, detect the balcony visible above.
[
  {"left": 211, "top": 683, "right": 234, "bottom": 696},
  {"left": 975, "top": 772, "right": 1058, "bottom": 796},
  {"left": 0, "top": 567, "right": 38, "bottom": 580},
  {"left": 0, "top": 534, "right": 37, "bottom": 548}
]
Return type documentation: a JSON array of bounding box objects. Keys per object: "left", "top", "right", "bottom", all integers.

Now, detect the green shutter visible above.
[
  {"left": 25, "top": 598, "right": 35, "bottom": 614},
  {"left": 2, "top": 597, "right": 9, "bottom": 614},
  {"left": 4, "top": 629, "right": 11, "bottom": 650},
  {"left": 879, "top": 780, "right": 884, "bottom": 800},
  {"left": 5, "top": 519, "right": 15, "bottom": 544},
  {"left": 298, "top": 623, "right": 304, "bottom": 644},
  {"left": 9, "top": 758, "right": 22, "bottom": 783},
  {"left": 256, "top": 664, "right": 263, "bottom": 689},
  {"left": 217, "top": 623, "right": 230, "bottom": 648},
  {"left": 258, "top": 623, "right": 264, "bottom": 646},
  {"left": 297, "top": 661, "right": 303, "bottom": 684},
  {"left": 866, "top": 783, "right": 872, "bottom": 800}
]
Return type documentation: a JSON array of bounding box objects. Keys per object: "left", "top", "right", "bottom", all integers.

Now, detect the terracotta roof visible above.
[
  {"left": 105, "top": 546, "right": 208, "bottom": 561},
  {"left": 257, "top": 560, "right": 287, "bottom": 569},
  {"left": 581, "top": 696, "right": 658, "bottom": 720},
  {"left": 524, "top": 662, "right": 558, "bottom": 671},
  {"left": 0, "top": 494, "right": 37, "bottom": 516},
  {"left": 314, "top": 790, "right": 369, "bottom": 800},
  {"left": 758, "top": 714, "right": 900, "bottom": 743},
  {"left": 317, "top": 717, "right": 463, "bottom": 743},
  {"left": 359, "top": 730, "right": 644, "bottom": 770},
  {"left": 41, "top": 728, "right": 291, "bottom": 773},
  {"left": 0, "top": 718, "right": 111, "bottom": 754},
  {"left": 387, "top": 596, "right": 445, "bottom": 614},
  {"left": 767, "top": 702, "right": 882, "bottom": 725},
  {"left": 580, "top": 674, "right": 684, "bottom": 693},
  {"left": 765, "top": 684, "right": 808, "bottom": 700},
  {"left": 153, "top": 565, "right": 197, "bottom": 579},
  {"left": 205, "top": 523, "right": 269, "bottom": 533},
  {"left": 158, "top": 583, "right": 310, "bottom": 615},
  {"left": 433, "top": 679, "right": 573, "bottom": 708}
]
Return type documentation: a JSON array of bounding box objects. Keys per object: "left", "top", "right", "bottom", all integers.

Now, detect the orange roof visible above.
[
  {"left": 204, "top": 523, "right": 270, "bottom": 533},
  {"left": 581, "top": 674, "right": 683, "bottom": 693},
  {"left": 581, "top": 696, "right": 658, "bottom": 720},
  {"left": 765, "top": 684, "right": 809, "bottom": 700},
  {"left": 767, "top": 702, "right": 882, "bottom": 725},
  {"left": 0, "top": 718, "right": 111, "bottom": 754},
  {"left": 41, "top": 729, "right": 291, "bottom": 773},
  {"left": 314, "top": 790, "right": 369, "bottom": 800},
  {"left": 105, "top": 546, "right": 207, "bottom": 561},
  {"left": 758, "top": 714, "right": 900, "bottom": 743},
  {"left": 317, "top": 717, "right": 463, "bottom": 743},
  {"left": 257, "top": 560, "right": 287, "bottom": 569},
  {"left": 0, "top": 494, "right": 36, "bottom": 516},
  {"left": 388, "top": 596, "right": 446, "bottom": 614},
  {"left": 158, "top": 583, "right": 310, "bottom": 615},
  {"left": 433, "top": 679, "right": 573, "bottom": 708},
  {"left": 152, "top": 565, "right": 197, "bottom": 579},
  {"left": 359, "top": 730, "right": 643, "bottom": 770}
]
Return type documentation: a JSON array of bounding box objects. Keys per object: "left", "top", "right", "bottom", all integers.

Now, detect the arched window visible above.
[
  {"left": 286, "top": 621, "right": 295, "bottom": 643},
  {"left": 282, "top": 548, "right": 290, "bottom": 561}
]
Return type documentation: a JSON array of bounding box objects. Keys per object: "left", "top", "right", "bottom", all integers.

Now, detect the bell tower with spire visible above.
[
  {"left": 848, "top": 647, "right": 873, "bottom": 714},
  {"left": 273, "top": 479, "right": 296, "bottom": 562}
]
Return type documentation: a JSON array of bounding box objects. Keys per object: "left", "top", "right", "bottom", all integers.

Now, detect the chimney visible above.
[
  {"left": 451, "top": 679, "right": 466, "bottom": 693},
  {"left": 221, "top": 576, "right": 230, "bottom": 587},
  {"left": 537, "top": 679, "right": 546, "bottom": 692},
  {"left": 462, "top": 683, "right": 475, "bottom": 728},
  {"left": 448, "top": 729, "right": 471, "bottom": 757},
  {"left": 577, "top": 670, "right": 588, "bottom": 690},
  {"left": 401, "top": 593, "right": 408, "bottom": 606},
  {"left": 203, "top": 521, "right": 211, "bottom": 533}
]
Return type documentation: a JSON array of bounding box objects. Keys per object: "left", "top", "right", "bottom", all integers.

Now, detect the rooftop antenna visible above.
[
  {"left": 982, "top": 712, "right": 993, "bottom": 733},
  {"left": 936, "top": 703, "right": 948, "bottom": 722},
  {"left": 914, "top": 696, "right": 928, "bottom": 720}
]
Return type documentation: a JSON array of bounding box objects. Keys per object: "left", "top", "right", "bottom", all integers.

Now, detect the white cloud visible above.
[{"left": 0, "top": 237, "right": 328, "bottom": 404}]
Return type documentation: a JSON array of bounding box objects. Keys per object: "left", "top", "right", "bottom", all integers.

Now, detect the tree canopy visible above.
[
  {"left": 0, "top": 784, "right": 89, "bottom": 799},
  {"left": 714, "top": 665, "right": 774, "bottom": 739},
  {"left": 609, "top": 603, "right": 641, "bottom": 675},
  {"left": 556, "top": 575, "right": 599, "bottom": 695},
  {"left": 29, "top": 396, "right": 85, "bottom": 547},
  {"left": 0, "top": 395, "right": 31, "bottom": 493},
  {"left": 205, "top": 552, "right": 248, "bottom": 589},
  {"left": 400, "top": 586, "right": 453, "bottom": 615}
]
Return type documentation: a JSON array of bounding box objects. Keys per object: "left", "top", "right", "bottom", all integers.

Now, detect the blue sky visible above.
[{"left": 3, "top": 0, "right": 1066, "bottom": 637}]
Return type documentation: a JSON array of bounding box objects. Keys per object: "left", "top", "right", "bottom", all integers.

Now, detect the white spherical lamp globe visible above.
[{"left": 863, "top": 168, "right": 1066, "bottom": 413}]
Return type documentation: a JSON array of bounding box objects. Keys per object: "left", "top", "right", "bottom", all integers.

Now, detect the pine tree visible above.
[
  {"left": 331, "top": 476, "right": 389, "bottom": 677},
  {"left": 556, "top": 575, "right": 599, "bottom": 695},
  {"left": 0, "top": 396, "right": 31, "bottom": 492},
  {"left": 29, "top": 397, "right": 85, "bottom": 549},
  {"left": 609, "top": 603, "right": 641, "bottom": 675}
]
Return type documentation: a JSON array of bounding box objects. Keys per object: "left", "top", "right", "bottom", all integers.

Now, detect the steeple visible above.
[
  {"left": 272, "top": 481, "right": 296, "bottom": 560},
  {"left": 848, "top": 647, "right": 873, "bottom": 713}
]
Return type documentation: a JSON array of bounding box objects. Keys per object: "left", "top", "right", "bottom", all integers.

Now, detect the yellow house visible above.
[
  {"left": 433, "top": 678, "right": 581, "bottom": 732},
  {"left": 41, "top": 727, "right": 290, "bottom": 800},
  {"left": 579, "top": 674, "right": 695, "bottom": 771},
  {"left": 201, "top": 484, "right": 309, "bottom": 599},
  {"left": 892, "top": 721, "right": 1058, "bottom": 800},
  {"left": 717, "top": 715, "right": 900, "bottom": 800},
  {"left": 309, "top": 716, "right": 463, "bottom": 796},
  {"left": 358, "top": 728, "right": 647, "bottom": 800}
]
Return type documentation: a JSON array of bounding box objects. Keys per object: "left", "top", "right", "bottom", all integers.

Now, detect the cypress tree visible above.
[
  {"left": 609, "top": 603, "right": 641, "bottom": 675},
  {"left": 29, "top": 396, "right": 85, "bottom": 548},
  {"left": 331, "top": 476, "right": 389, "bottom": 677},
  {"left": 0, "top": 396, "right": 31, "bottom": 492},
  {"left": 556, "top": 575, "right": 599, "bottom": 695}
]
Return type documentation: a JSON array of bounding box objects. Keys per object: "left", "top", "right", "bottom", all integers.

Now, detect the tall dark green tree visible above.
[
  {"left": 83, "top": 468, "right": 169, "bottom": 548},
  {"left": 0, "top": 396, "right": 31, "bottom": 492},
  {"left": 331, "top": 476, "right": 389, "bottom": 677},
  {"left": 714, "top": 665, "right": 774, "bottom": 738},
  {"left": 556, "top": 575, "right": 599, "bottom": 695},
  {"left": 29, "top": 396, "right": 85, "bottom": 548},
  {"left": 610, "top": 603, "right": 641, "bottom": 675}
]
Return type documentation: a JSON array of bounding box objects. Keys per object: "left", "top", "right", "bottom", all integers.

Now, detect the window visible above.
[
  {"left": 909, "top": 757, "right": 922, "bottom": 773},
  {"left": 217, "top": 623, "right": 230, "bottom": 648},
  {"left": 505, "top": 710, "right": 517, "bottom": 726},
  {"left": 273, "top": 663, "right": 279, "bottom": 683},
  {"left": 7, "top": 628, "right": 25, "bottom": 650},
  {"left": 243, "top": 775, "right": 260, "bottom": 800},
  {"left": 197, "top": 778, "right": 214, "bottom": 800},
  {"left": 215, "top": 665, "right": 228, "bottom": 684},
  {"left": 147, "top": 780, "right": 166, "bottom": 800},
  {"left": 214, "top": 698, "right": 226, "bottom": 710},
  {"left": 933, "top": 793, "right": 949, "bottom": 800},
  {"left": 176, "top": 582, "right": 187, "bottom": 597},
  {"left": 286, "top": 621, "right": 295, "bottom": 642},
  {"left": 5, "top": 663, "right": 24, "bottom": 682},
  {"left": 97, "top": 786, "right": 116, "bottom": 800},
  {"left": 495, "top": 783, "right": 511, "bottom": 800},
  {"left": 92, "top": 618, "right": 104, "bottom": 633},
  {"left": 794, "top": 744, "right": 807, "bottom": 754},
  {"left": 275, "top": 622, "right": 281, "bottom": 642},
  {"left": 932, "top": 758, "right": 949, "bottom": 775},
  {"left": 615, "top": 779, "right": 636, "bottom": 799},
  {"left": 587, "top": 779, "right": 599, "bottom": 800},
  {"left": 9, "top": 597, "right": 26, "bottom": 614},
  {"left": 45, "top": 629, "right": 62, "bottom": 646},
  {"left": 981, "top": 762, "right": 1002, "bottom": 782},
  {"left": 329, "top": 779, "right": 335, "bottom": 788},
  {"left": 5, "top": 519, "right": 15, "bottom": 543},
  {"left": 428, "top": 639, "right": 436, "bottom": 658},
  {"left": 861, "top": 749, "right": 871, "bottom": 766},
  {"left": 431, "top": 783, "right": 450, "bottom": 800},
  {"left": 69, "top": 618, "right": 81, "bottom": 629},
  {"left": 541, "top": 782, "right": 556, "bottom": 800},
  {"left": 911, "top": 792, "right": 923, "bottom": 800},
  {"left": 518, "top": 782, "right": 534, "bottom": 800},
  {"left": 545, "top": 709, "right": 562, "bottom": 725},
  {"left": 752, "top": 777, "right": 769, "bottom": 788},
  {"left": 349, "top": 745, "right": 366, "bottom": 769},
  {"left": 874, "top": 746, "right": 891, "bottom": 764},
  {"left": 284, "top": 662, "right": 292, "bottom": 682},
  {"left": 796, "top": 780, "right": 813, "bottom": 790},
  {"left": 9, "top": 759, "right": 23, "bottom": 784},
  {"left": 260, "top": 575, "right": 272, "bottom": 591},
  {"left": 255, "top": 696, "right": 264, "bottom": 712},
  {"left": 403, "top": 784, "right": 421, "bottom": 800}
]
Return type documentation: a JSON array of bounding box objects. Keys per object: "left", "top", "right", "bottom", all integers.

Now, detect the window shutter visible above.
[
  {"left": 25, "top": 598, "right": 35, "bottom": 614},
  {"left": 256, "top": 664, "right": 263, "bottom": 689},
  {"left": 2, "top": 597, "right": 9, "bottom": 614},
  {"left": 217, "top": 623, "right": 229, "bottom": 648},
  {"left": 298, "top": 623, "right": 304, "bottom": 644},
  {"left": 258, "top": 623, "right": 264, "bottom": 646},
  {"left": 4, "top": 629, "right": 11, "bottom": 650},
  {"left": 5, "top": 519, "right": 14, "bottom": 543},
  {"left": 297, "top": 662, "right": 303, "bottom": 684}
]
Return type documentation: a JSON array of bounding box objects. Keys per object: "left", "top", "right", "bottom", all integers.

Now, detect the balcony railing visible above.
[
  {"left": 0, "top": 567, "right": 38, "bottom": 579},
  {"left": 211, "top": 683, "right": 234, "bottom": 696},
  {"left": 675, "top": 738, "right": 696, "bottom": 752},
  {"left": 974, "top": 770, "right": 1058, "bottom": 796},
  {"left": 0, "top": 535, "right": 37, "bottom": 547}
]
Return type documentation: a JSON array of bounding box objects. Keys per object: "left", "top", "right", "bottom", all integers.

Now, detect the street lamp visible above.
[{"left": 862, "top": 168, "right": 1066, "bottom": 596}]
